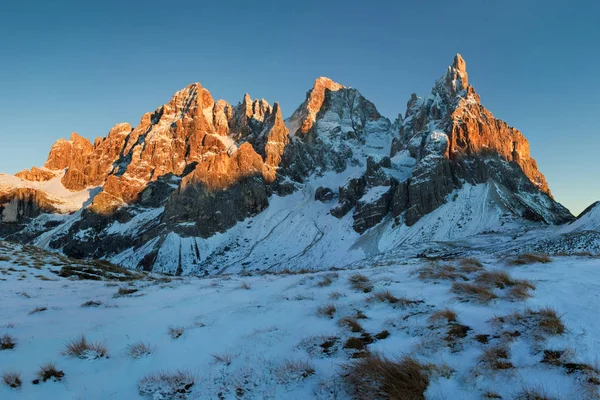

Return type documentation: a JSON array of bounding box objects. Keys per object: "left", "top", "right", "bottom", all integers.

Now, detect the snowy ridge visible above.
[{"left": 0, "top": 172, "right": 97, "bottom": 213}]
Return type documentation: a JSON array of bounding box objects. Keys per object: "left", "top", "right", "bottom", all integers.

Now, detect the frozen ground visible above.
[{"left": 1, "top": 242, "right": 600, "bottom": 399}]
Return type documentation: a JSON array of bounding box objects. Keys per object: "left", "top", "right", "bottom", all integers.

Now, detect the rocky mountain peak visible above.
[
  {"left": 386, "top": 54, "right": 568, "bottom": 226},
  {"left": 449, "top": 53, "right": 468, "bottom": 87},
  {"left": 291, "top": 77, "right": 346, "bottom": 135}
]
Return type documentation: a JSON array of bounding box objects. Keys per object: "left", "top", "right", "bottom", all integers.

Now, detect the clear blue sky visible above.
[{"left": 0, "top": 0, "right": 598, "bottom": 215}]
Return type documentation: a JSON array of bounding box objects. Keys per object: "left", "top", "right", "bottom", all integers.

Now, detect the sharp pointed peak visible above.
[
  {"left": 311, "top": 76, "right": 345, "bottom": 92},
  {"left": 452, "top": 53, "right": 467, "bottom": 74}
]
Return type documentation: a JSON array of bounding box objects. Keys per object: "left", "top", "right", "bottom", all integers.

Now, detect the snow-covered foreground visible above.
[{"left": 1, "top": 243, "right": 600, "bottom": 399}]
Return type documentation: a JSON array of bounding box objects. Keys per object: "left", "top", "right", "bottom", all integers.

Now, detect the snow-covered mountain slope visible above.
[
  {"left": 1, "top": 242, "right": 600, "bottom": 399},
  {"left": 0, "top": 171, "right": 97, "bottom": 216},
  {"left": 0, "top": 54, "right": 583, "bottom": 274},
  {"left": 563, "top": 202, "right": 600, "bottom": 233}
]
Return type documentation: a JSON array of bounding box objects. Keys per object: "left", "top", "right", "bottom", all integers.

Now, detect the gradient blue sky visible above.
[{"left": 1, "top": 0, "right": 598, "bottom": 215}]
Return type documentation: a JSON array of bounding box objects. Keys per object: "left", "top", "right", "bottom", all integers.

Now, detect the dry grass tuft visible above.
[
  {"left": 168, "top": 325, "right": 185, "bottom": 339},
  {"left": 138, "top": 370, "right": 195, "bottom": 398},
  {"left": 534, "top": 307, "right": 565, "bottom": 335},
  {"left": 348, "top": 273, "right": 373, "bottom": 293},
  {"left": 0, "top": 334, "right": 16, "bottom": 350},
  {"left": 375, "top": 330, "right": 391, "bottom": 340},
  {"left": 274, "top": 358, "right": 315, "bottom": 383},
  {"left": 127, "top": 342, "right": 154, "bottom": 359},
  {"left": 115, "top": 287, "right": 138, "bottom": 297},
  {"left": 81, "top": 300, "right": 103, "bottom": 307},
  {"left": 2, "top": 370, "right": 22, "bottom": 388},
  {"left": 343, "top": 334, "right": 374, "bottom": 351},
  {"left": 417, "top": 263, "right": 467, "bottom": 282},
  {"left": 509, "top": 253, "right": 552, "bottom": 266},
  {"left": 211, "top": 352, "right": 235, "bottom": 366},
  {"left": 343, "top": 354, "right": 429, "bottom": 399},
  {"left": 475, "top": 271, "right": 514, "bottom": 289},
  {"left": 506, "top": 282, "right": 536, "bottom": 301},
  {"left": 366, "top": 290, "right": 416, "bottom": 307},
  {"left": 329, "top": 291, "right": 346, "bottom": 300},
  {"left": 37, "top": 362, "right": 65, "bottom": 382},
  {"left": 63, "top": 335, "right": 108, "bottom": 359},
  {"left": 316, "top": 303, "right": 337, "bottom": 319},
  {"left": 458, "top": 257, "right": 484, "bottom": 273},
  {"left": 317, "top": 276, "right": 334, "bottom": 287},
  {"left": 428, "top": 308, "right": 457, "bottom": 324},
  {"left": 478, "top": 346, "right": 513, "bottom": 370},
  {"left": 29, "top": 306, "right": 48, "bottom": 315},
  {"left": 451, "top": 282, "right": 498, "bottom": 303},
  {"left": 513, "top": 386, "right": 557, "bottom": 400},
  {"left": 338, "top": 317, "right": 364, "bottom": 333}
]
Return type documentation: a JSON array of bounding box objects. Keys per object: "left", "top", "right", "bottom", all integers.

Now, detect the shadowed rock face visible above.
[{"left": 0, "top": 188, "right": 57, "bottom": 223}]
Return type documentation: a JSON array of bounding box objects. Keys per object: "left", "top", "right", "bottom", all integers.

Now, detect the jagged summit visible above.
[
  {"left": 449, "top": 53, "right": 468, "bottom": 87},
  {"left": 0, "top": 56, "right": 580, "bottom": 275},
  {"left": 287, "top": 77, "right": 346, "bottom": 136}
]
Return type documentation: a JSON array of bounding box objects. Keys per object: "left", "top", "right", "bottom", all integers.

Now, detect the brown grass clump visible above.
[
  {"left": 338, "top": 317, "right": 364, "bottom": 333},
  {"left": 348, "top": 273, "right": 373, "bottom": 293},
  {"left": 506, "top": 282, "right": 536, "bottom": 301},
  {"left": 316, "top": 303, "right": 337, "bottom": 319},
  {"left": 344, "top": 354, "right": 429, "bottom": 400},
  {"left": 127, "top": 342, "right": 154, "bottom": 359},
  {"left": 81, "top": 300, "right": 103, "bottom": 307},
  {"left": 168, "top": 325, "right": 185, "bottom": 339},
  {"left": 138, "top": 370, "right": 195, "bottom": 398},
  {"left": 29, "top": 306, "right": 48, "bottom": 315},
  {"left": 63, "top": 336, "right": 108, "bottom": 359},
  {"left": 478, "top": 346, "right": 513, "bottom": 370},
  {"left": 274, "top": 358, "right": 315, "bottom": 383},
  {"left": 458, "top": 258, "right": 484, "bottom": 273},
  {"left": 343, "top": 334, "right": 374, "bottom": 351},
  {"left": 428, "top": 309, "right": 457, "bottom": 324},
  {"left": 475, "top": 271, "right": 514, "bottom": 289},
  {"left": 317, "top": 276, "right": 333, "bottom": 287},
  {"left": 513, "top": 386, "right": 557, "bottom": 400},
  {"left": 417, "top": 263, "right": 467, "bottom": 282},
  {"left": 115, "top": 287, "right": 138, "bottom": 297},
  {"left": 37, "top": 362, "right": 65, "bottom": 382},
  {"left": 493, "top": 308, "right": 565, "bottom": 339},
  {"left": 366, "top": 290, "right": 414, "bottom": 307},
  {"left": 451, "top": 282, "right": 498, "bottom": 303},
  {"left": 534, "top": 307, "right": 565, "bottom": 335},
  {"left": 0, "top": 334, "right": 16, "bottom": 350},
  {"left": 2, "top": 371, "right": 22, "bottom": 388},
  {"left": 375, "top": 330, "right": 390, "bottom": 340},
  {"left": 508, "top": 253, "right": 552, "bottom": 266},
  {"left": 329, "top": 291, "right": 346, "bottom": 300}
]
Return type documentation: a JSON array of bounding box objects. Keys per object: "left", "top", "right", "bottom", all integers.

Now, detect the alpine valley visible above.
[{"left": 0, "top": 55, "right": 596, "bottom": 274}]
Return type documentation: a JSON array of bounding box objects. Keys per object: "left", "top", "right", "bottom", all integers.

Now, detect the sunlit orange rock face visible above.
[
  {"left": 389, "top": 54, "right": 557, "bottom": 225},
  {"left": 21, "top": 83, "right": 287, "bottom": 214},
  {"left": 14, "top": 167, "right": 57, "bottom": 181},
  {"left": 443, "top": 55, "right": 550, "bottom": 194},
  {"left": 296, "top": 77, "right": 345, "bottom": 134}
]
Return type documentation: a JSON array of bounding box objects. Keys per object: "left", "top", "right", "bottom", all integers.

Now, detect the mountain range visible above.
[{"left": 0, "top": 54, "right": 596, "bottom": 275}]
